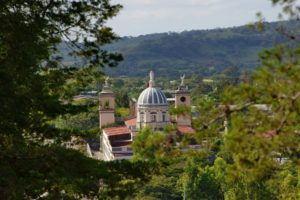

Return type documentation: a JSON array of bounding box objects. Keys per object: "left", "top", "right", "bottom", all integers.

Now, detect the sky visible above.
[{"left": 107, "top": 0, "right": 282, "bottom": 36}]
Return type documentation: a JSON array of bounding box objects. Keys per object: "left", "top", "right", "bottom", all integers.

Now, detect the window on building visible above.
[
  {"left": 162, "top": 113, "right": 166, "bottom": 122},
  {"left": 104, "top": 100, "right": 110, "bottom": 109},
  {"left": 140, "top": 112, "right": 144, "bottom": 122},
  {"left": 150, "top": 112, "right": 157, "bottom": 122},
  {"left": 151, "top": 114, "right": 156, "bottom": 122}
]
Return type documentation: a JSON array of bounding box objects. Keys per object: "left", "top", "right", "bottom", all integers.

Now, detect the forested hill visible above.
[{"left": 60, "top": 21, "right": 296, "bottom": 78}]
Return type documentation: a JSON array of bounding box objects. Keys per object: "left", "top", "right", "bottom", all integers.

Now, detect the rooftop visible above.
[
  {"left": 125, "top": 118, "right": 137, "bottom": 127},
  {"left": 103, "top": 126, "right": 130, "bottom": 136},
  {"left": 177, "top": 126, "right": 195, "bottom": 134}
]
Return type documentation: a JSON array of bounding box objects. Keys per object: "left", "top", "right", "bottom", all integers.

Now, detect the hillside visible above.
[{"left": 59, "top": 21, "right": 296, "bottom": 78}]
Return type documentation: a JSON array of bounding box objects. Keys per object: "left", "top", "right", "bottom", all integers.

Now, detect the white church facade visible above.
[{"left": 99, "top": 71, "right": 195, "bottom": 161}]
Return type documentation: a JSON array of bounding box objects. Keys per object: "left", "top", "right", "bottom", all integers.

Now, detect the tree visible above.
[
  {"left": 0, "top": 0, "right": 123, "bottom": 142},
  {"left": 0, "top": 1, "right": 155, "bottom": 199},
  {"left": 0, "top": 146, "right": 153, "bottom": 199},
  {"left": 115, "top": 89, "right": 130, "bottom": 108},
  {"left": 132, "top": 127, "right": 165, "bottom": 162},
  {"left": 134, "top": 167, "right": 183, "bottom": 200},
  {"left": 192, "top": 1, "right": 300, "bottom": 198},
  {"left": 53, "top": 98, "right": 99, "bottom": 137},
  {"left": 219, "top": 44, "right": 300, "bottom": 199}
]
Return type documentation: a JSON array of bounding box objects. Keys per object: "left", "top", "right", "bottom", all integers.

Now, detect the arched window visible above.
[
  {"left": 150, "top": 112, "right": 157, "bottom": 122},
  {"left": 140, "top": 112, "right": 144, "bottom": 122},
  {"left": 104, "top": 100, "right": 110, "bottom": 109},
  {"left": 162, "top": 112, "right": 166, "bottom": 122}
]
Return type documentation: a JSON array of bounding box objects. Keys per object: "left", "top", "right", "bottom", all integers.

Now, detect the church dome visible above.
[
  {"left": 137, "top": 87, "right": 168, "bottom": 106},
  {"left": 137, "top": 70, "right": 168, "bottom": 106}
]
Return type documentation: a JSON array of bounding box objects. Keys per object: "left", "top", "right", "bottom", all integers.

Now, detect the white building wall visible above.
[
  {"left": 137, "top": 106, "right": 170, "bottom": 130},
  {"left": 102, "top": 131, "right": 116, "bottom": 161},
  {"left": 101, "top": 130, "right": 134, "bottom": 161}
]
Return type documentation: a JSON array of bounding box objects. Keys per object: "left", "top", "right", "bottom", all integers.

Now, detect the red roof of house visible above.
[
  {"left": 125, "top": 118, "right": 137, "bottom": 127},
  {"left": 177, "top": 126, "right": 195, "bottom": 134},
  {"left": 103, "top": 126, "right": 130, "bottom": 136}
]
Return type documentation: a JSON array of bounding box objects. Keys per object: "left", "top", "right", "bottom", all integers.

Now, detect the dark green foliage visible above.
[
  {"left": 134, "top": 164, "right": 183, "bottom": 200},
  {"left": 187, "top": 1, "right": 300, "bottom": 198},
  {"left": 0, "top": 0, "right": 154, "bottom": 199},
  {"left": 132, "top": 127, "right": 166, "bottom": 162},
  {"left": 102, "top": 160, "right": 155, "bottom": 199},
  {"left": 0, "top": 0, "right": 122, "bottom": 140},
  {"left": 53, "top": 99, "right": 99, "bottom": 137},
  {"left": 188, "top": 47, "right": 300, "bottom": 198},
  {"left": 183, "top": 161, "right": 224, "bottom": 200},
  {"left": 0, "top": 145, "right": 153, "bottom": 199},
  {"left": 115, "top": 89, "right": 130, "bottom": 108},
  {"left": 0, "top": 146, "right": 105, "bottom": 199},
  {"left": 169, "top": 105, "right": 191, "bottom": 116}
]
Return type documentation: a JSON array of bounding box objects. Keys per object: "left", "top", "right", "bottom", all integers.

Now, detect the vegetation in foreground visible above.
[{"left": 2, "top": 0, "right": 300, "bottom": 199}]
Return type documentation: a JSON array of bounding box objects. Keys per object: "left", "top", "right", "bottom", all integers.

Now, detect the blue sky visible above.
[{"left": 107, "top": 0, "right": 282, "bottom": 36}]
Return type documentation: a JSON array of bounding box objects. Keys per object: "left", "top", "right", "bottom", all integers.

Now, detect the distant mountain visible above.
[{"left": 59, "top": 21, "right": 297, "bottom": 78}]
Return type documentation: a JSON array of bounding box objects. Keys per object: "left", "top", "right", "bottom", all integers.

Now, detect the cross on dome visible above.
[
  {"left": 149, "top": 70, "right": 155, "bottom": 87},
  {"left": 137, "top": 70, "right": 168, "bottom": 106}
]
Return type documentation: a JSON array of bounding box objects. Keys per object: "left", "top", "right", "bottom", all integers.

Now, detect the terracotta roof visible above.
[
  {"left": 125, "top": 118, "right": 137, "bottom": 127},
  {"left": 177, "top": 126, "right": 195, "bottom": 134},
  {"left": 103, "top": 126, "right": 130, "bottom": 136}
]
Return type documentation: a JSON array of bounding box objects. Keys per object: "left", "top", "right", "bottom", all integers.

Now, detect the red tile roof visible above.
[
  {"left": 177, "top": 126, "right": 195, "bottom": 134},
  {"left": 125, "top": 118, "right": 137, "bottom": 127},
  {"left": 103, "top": 126, "right": 130, "bottom": 136}
]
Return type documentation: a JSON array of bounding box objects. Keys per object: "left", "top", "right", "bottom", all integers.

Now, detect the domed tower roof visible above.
[
  {"left": 137, "top": 71, "right": 168, "bottom": 106},
  {"left": 138, "top": 87, "right": 168, "bottom": 105}
]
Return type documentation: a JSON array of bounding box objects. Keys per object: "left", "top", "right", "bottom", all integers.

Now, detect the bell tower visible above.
[
  {"left": 99, "top": 77, "right": 115, "bottom": 129},
  {"left": 175, "top": 75, "right": 191, "bottom": 126}
]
